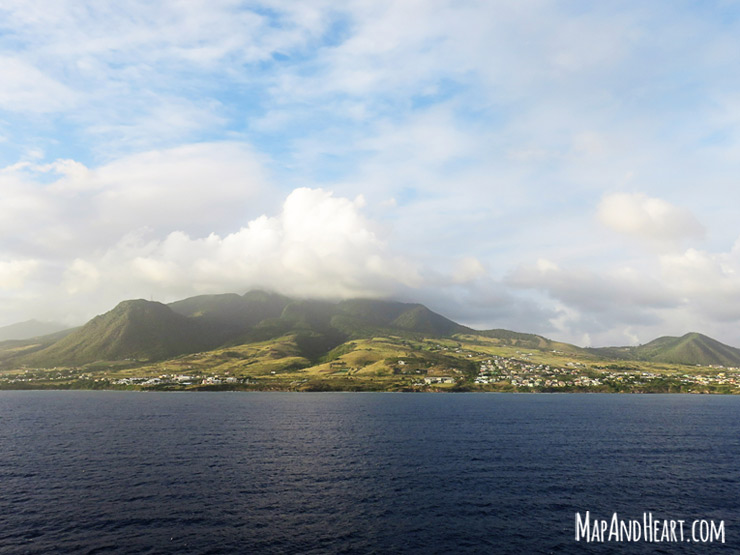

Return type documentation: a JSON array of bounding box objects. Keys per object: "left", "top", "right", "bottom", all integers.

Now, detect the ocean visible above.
[{"left": 0, "top": 392, "right": 738, "bottom": 554}]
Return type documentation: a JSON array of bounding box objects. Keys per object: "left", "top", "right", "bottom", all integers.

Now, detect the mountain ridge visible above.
[
  {"left": 23, "top": 300, "right": 210, "bottom": 366},
  {"left": 6, "top": 291, "right": 740, "bottom": 368},
  {"left": 588, "top": 332, "right": 740, "bottom": 367}
]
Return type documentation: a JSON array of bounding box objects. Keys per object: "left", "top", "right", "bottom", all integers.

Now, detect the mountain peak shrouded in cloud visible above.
[
  {"left": 9, "top": 291, "right": 740, "bottom": 371},
  {"left": 4, "top": 2, "right": 740, "bottom": 347},
  {"left": 55, "top": 186, "right": 423, "bottom": 311},
  {"left": 17, "top": 293, "right": 470, "bottom": 367}
]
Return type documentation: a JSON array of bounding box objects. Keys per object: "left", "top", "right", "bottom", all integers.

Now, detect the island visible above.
[{"left": 1, "top": 291, "right": 739, "bottom": 393}]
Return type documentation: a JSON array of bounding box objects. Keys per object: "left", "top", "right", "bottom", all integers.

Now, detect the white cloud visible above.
[
  {"left": 83, "top": 96, "right": 228, "bottom": 153},
  {"left": 4, "top": 1, "right": 740, "bottom": 348},
  {"left": 59, "top": 187, "right": 423, "bottom": 314},
  {"left": 0, "top": 1, "right": 310, "bottom": 66},
  {"left": 452, "top": 257, "right": 486, "bottom": 284},
  {"left": 597, "top": 192, "right": 705, "bottom": 246},
  {"left": 88, "top": 143, "right": 268, "bottom": 236},
  {"left": 505, "top": 257, "right": 681, "bottom": 344},
  {"left": 508, "top": 258, "right": 675, "bottom": 314},
  {"left": 0, "top": 142, "right": 269, "bottom": 257},
  {"left": 504, "top": 235, "right": 740, "bottom": 345},
  {"left": 63, "top": 259, "right": 100, "bottom": 295},
  {"left": 659, "top": 243, "right": 740, "bottom": 321},
  {"left": 0, "top": 259, "right": 39, "bottom": 289},
  {"left": 0, "top": 1, "right": 338, "bottom": 151},
  {"left": 0, "top": 172, "right": 56, "bottom": 244}
]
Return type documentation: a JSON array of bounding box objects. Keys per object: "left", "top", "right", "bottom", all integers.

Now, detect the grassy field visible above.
[{"left": 1, "top": 332, "right": 739, "bottom": 393}]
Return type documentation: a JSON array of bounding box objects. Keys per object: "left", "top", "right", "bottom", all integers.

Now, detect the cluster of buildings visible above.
[
  {"left": 679, "top": 372, "right": 740, "bottom": 387},
  {"left": 470, "top": 354, "right": 740, "bottom": 390},
  {"left": 113, "top": 374, "right": 245, "bottom": 386},
  {"left": 0, "top": 369, "right": 99, "bottom": 384},
  {"left": 422, "top": 376, "right": 455, "bottom": 385},
  {"left": 473, "top": 355, "right": 597, "bottom": 387}
]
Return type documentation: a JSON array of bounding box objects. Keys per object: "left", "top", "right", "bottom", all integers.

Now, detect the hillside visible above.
[
  {"left": 475, "top": 328, "right": 584, "bottom": 354},
  {"left": 24, "top": 300, "right": 209, "bottom": 366},
  {"left": 589, "top": 332, "right": 740, "bottom": 367},
  {"left": 10, "top": 290, "right": 740, "bottom": 371},
  {"left": 327, "top": 299, "right": 468, "bottom": 337},
  {"left": 168, "top": 291, "right": 290, "bottom": 343},
  {"left": 0, "top": 328, "right": 77, "bottom": 368},
  {"left": 16, "top": 294, "right": 476, "bottom": 367},
  {"left": 390, "top": 305, "right": 468, "bottom": 335}
]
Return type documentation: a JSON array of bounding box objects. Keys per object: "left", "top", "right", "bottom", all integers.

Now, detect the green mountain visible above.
[
  {"left": 589, "top": 332, "right": 740, "bottom": 367},
  {"left": 329, "top": 299, "right": 469, "bottom": 337},
  {"left": 24, "top": 300, "right": 209, "bottom": 366},
  {"left": 12, "top": 290, "right": 740, "bottom": 369},
  {"left": 17, "top": 294, "right": 472, "bottom": 367},
  {"left": 247, "top": 298, "right": 467, "bottom": 360},
  {"left": 168, "top": 291, "right": 290, "bottom": 343},
  {"left": 390, "top": 304, "right": 468, "bottom": 335}
]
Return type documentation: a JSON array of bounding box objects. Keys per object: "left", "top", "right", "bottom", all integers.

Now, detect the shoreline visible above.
[{"left": 1, "top": 384, "right": 738, "bottom": 394}]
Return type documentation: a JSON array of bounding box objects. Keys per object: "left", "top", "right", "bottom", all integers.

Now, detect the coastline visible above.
[{"left": 1, "top": 382, "right": 738, "bottom": 394}]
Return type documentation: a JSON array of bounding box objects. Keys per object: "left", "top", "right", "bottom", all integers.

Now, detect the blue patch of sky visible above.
[
  {"left": 213, "top": 15, "right": 354, "bottom": 142},
  {"left": 297, "top": 152, "right": 360, "bottom": 184},
  {"left": 42, "top": 126, "right": 93, "bottom": 164},
  {"left": 252, "top": 4, "right": 352, "bottom": 53},
  {"left": 645, "top": 83, "right": 719, "bottom": 143},
  {"left": 241, "top": 5, "right": 282, "bottom": 27},
  {"left": 317, "top": 11, "right": 353, "bottom": 49},
  {"left": 0, "top": 114, "right": 82, "bottom": 167},
  {"left": 0, "top": 34, "right": 25, "bottom": 53},
  {"left": 682, "top": 0, "right": 740, "bottom": 25},
  {"left": 410, "top": 78, "right": 467, "bottom": 110},
  {"left": 270, "top": 51, "right": 290, "bottom": 63},
  {"left": 395, "top": 187, "right": 420, "bottom": 207},
  {"left": 436, "top": 155, "right": 482, "bottom": 178},
  {"left": 698, "top": 128, "right": 732, "bottom": 148}
]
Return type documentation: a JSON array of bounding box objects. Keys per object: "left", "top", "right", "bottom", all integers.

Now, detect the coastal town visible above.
[
  {"left": 467, "top": 353, "right": 740, "bottom": 392},
  {"left": 2, "top": 346, "right": 740, "bottom": 393}
]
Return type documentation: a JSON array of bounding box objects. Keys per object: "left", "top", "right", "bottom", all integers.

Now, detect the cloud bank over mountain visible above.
[
  {"left": 62, "top": 187, "right": 422, "bottom": 303},
  {"left": 3, "top": 1, "right": 740, "bottom": 346}
]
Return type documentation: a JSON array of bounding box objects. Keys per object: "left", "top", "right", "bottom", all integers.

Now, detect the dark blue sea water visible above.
[{"left": 0, "top": 392, "right": 738, "bottom": 554}]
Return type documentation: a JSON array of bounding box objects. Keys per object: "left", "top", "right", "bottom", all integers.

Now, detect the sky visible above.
[{"left": 3, "top": 1, "right": 740, "bottom": 347}]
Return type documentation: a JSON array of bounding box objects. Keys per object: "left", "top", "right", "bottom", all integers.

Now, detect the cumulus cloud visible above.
[
  {"left": 0, "top": 145, "right": 435, "bottom": 325},
  {"left": 60, "top": 188, "right": 422, "bottom": 312},
  {"left": 597, "top": 192, "right": 705, "bottom": 246}
]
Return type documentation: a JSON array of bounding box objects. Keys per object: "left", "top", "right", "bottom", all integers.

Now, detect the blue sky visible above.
[{"left": 3, "top": 0, "right": 740, "bottom": 346}]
